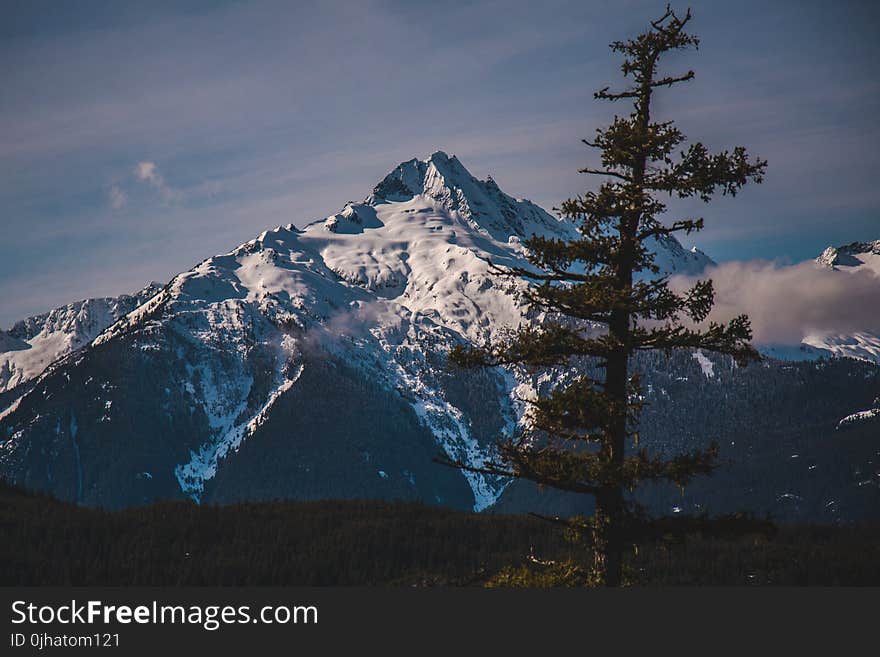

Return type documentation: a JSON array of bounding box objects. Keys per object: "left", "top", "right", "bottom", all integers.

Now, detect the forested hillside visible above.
[{"left": 2, "top": 482, "right": 879, "bottom": 586}]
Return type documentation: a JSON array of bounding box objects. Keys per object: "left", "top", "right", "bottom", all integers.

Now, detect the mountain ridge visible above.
[{"left": 0, "top": 282, "right": 162, "bottom": 394}]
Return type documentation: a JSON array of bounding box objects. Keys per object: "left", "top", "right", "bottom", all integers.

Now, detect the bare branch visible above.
[
  {"left": 594, "top": 86, "right": 639, "bottom": 101},
  {"left": 579, "top": 167, "right": 633, "bottom": 182},
  {"left": 650, "top": 70, "right": 695, "bottom": 88}
]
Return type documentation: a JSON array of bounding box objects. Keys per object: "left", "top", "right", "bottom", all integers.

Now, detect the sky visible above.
[{"left": 1, "top": 0, "right": 878, "bottom": 327}]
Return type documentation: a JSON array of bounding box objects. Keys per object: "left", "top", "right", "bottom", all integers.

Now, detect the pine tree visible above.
[{"left": 445, "top": 6, "right": 767, "bottom": 586}]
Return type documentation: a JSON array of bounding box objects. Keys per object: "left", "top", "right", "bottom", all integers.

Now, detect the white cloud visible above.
[
  {"left": 103, "top": 161, "right": 181, "bottom": 212},
  {"left": 135, "top": 161, "right": 159, "bottom": 183},
  {"left": 134, "top": 160, "right": 180, "bottom": 201},
  {"left": 109, "top": 184, "right": 127, "bottom": 210}
]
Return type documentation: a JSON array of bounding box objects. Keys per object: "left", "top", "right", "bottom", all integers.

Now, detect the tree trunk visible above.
[
  {"left": 599, "top": 337, "right": 629, "bottom": 586},
  {"left": 594, "top": 486, "right": 625, "bottom": 586},
  {"left": 592, "top": 80, "right": 653, "bottom": 587}
]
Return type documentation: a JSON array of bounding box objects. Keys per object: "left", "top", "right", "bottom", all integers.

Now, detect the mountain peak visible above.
[
  {"left": 425, "top": 149, "right": 458, "bottom": 166},
  {"left": 366, "top": 152, "right": 573, "bottom": 242},
  {"left": 649, "top": 234, "right": 715, "bottom": 275},
  {"left": 817, "top": 239, "right": 880, "bottom": 269},
  {"left": 424, "top": 150, "right": 472, "bottom": 180},
  {"left": 368, "top": 151, "right": 467, "bottom": 203}
]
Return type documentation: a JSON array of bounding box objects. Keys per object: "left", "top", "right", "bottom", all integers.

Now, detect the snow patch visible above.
[
  {"left": 837, "top": 407, "right": 880, "bottom": 429},
  {"left": 175, "top": 358, "right": 303, "bottom": 501},
  {"left": 692, "top": 350, "right": 715, "bottom": 378}
]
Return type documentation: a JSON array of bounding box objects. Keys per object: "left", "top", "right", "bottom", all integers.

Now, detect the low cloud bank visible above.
[{"left": 669, "top": 259, "right": 880, "bottom": 344}]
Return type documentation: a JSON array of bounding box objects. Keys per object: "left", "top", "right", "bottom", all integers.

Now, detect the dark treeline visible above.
[{"left": 2, "top": 481, "right": 879, "bottom": 586}]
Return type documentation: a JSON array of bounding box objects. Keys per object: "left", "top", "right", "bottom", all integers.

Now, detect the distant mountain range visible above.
[{"left": 1, "top": 152, "right": 877, "bottom": 521}]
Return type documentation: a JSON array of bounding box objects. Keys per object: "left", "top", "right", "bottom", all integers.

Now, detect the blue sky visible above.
[{"left": 1, "top": 0, "right": 878, "bottom": 326}]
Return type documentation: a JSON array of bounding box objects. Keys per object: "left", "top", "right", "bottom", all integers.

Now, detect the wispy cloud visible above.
[
  {"left": 134, "top": 161, "right": 158, "bottom": 184},
  {"left": 109, "top": 184, "right": 127, "bottom": 210},
  {"left": 134, "top": 160, "right": 180, "bottom": 202}
]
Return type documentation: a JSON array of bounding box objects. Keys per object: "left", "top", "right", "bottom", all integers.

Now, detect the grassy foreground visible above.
[{"left": 2, "top": 482, "right": 879, "bottom": 586}]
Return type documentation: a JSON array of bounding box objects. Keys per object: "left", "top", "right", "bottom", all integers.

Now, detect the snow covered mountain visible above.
[
  {"left": 1, "top": 152, "right": 876, "bottom": 521},
  {"left": 0, "top": 152, "right": 715, "bottom": 511},
  {"left": 0, "top": 283, "right": 162, "bottom": 393},
  {"left": 816, "top": 239, "right": 880, "bottom": 273}
]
